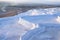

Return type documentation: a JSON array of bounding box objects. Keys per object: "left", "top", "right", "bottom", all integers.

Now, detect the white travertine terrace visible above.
[
  {"left": 18, "top": 18, "right": 38, "bottom": 30},
  {"left": 56, "top": 16, "right": 60, "bottom": 23}
]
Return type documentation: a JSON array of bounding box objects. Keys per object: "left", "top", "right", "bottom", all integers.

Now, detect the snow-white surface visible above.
[
  {"left": 0, "top": 8, "right": 60, "bottom": 40},
  {"left": 19, "top": 8, "right": 59, "bottom": 16}
]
